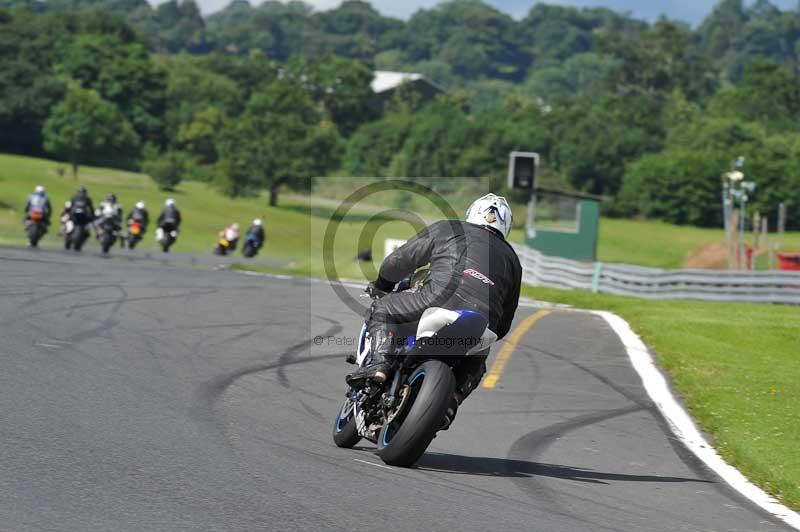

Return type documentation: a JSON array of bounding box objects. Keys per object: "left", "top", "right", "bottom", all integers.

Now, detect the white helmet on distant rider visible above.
[
  {"left": 34, "top": 185, "right": 45, "bottom": 195},
  {"left": 232, "top": 223, "right": 239, "bottom": 230},
  {"left": 165, "top": 198, "right": 175, "bottom": 207},
  {"left": 136, "top": 201, "right": 146, "bottom": 210},
  {"left": 253, "top": 218, "right": 262, "bottom": 226},
  {"left": 465, "top": 193, "right": 513, "bottom": 239}
]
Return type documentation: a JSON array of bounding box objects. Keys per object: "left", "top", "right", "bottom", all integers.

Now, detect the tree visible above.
[
  {"left": 598, "top": 19, "right": 718, "bottom": 102},
  {"left": 42, "top": 84, "right": 139, "bottom": 175},
  {"left": 164, "top": 56, "right": 240, "bottom": 141},
  {"left": 616, "top": 148, "right": 727, "bottom": 226},
  {"left": 142, "top": 149, "right": 189, "bottom": 190},
  {"left": 283, "top": 55, "right": 377, "bottom": 137},
  {"left": 344, "top": 111, "right": 413, "bottom": 176},
  {"left": 216, "top": 80, "right": 342, "bottom": 205},
  {"left": 177, "top": 106, "right": 227, "bottom": 163},
  {"left": 57, "top": 33, "right": 167, "bottom": 149},
  {"left": 0, "top": 10, "right": 66, "bottom": 155},
  {"left": 707, "top": 59, "right": 800, "bottom": 130},
  {"left": 549, "top": 93, "right": 663, "bottom": 195}
]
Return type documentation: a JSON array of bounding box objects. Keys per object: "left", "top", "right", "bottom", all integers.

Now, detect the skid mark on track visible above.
[
  {"left": 197, "top": 351, "right": 344, "bottom": 407},
  {"left": 483, "top": 310, "right": 552, "bottom": 389},
  {"left": 506, "top": 406, "right": 652, "bottom": 532},
  {"left": 532, "top": 344, "right": 652, "bottom": 409},
  {"left": 276, "top": 317, "right": 342, "bottom": 389}
]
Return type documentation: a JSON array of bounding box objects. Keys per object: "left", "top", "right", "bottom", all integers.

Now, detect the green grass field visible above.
[{"left": 523, "top": 285, "right": 800, "bottom": 510}]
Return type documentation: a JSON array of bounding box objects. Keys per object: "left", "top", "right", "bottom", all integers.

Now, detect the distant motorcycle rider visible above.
[
  {"left": 220, "top": 223, "right": 240, "bottom": 251},
  {"left": 24, "top": 185, "right": 52, "bottom": 228},
  {"left": 121, "top": 200, "right": 149, "bottom": 248},
  {"left": 69, "top": 186, "right": 95, "bottom": 225},
  {"left": 156, "top": 198, "right": 181, "bottom": 238},
  {"left": 94, "top": 193, "right": 123, "bottom": 233},
  {"left": 58, "top": 201, "right": 72, "bottom": 236},
  {"left": 244, "top": 219, "right": 265, "bottom": 250},
  {"left": 126, "top": 201, "right": 149, "bottom": 232},
  {"left": 347, "top": 194, "right": 522, "bottom": 428}
]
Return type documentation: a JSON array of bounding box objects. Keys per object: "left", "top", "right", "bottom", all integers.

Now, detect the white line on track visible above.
[
  {"left": 35, "top": 343, "right": 61, "bottom": 349},
  {"left": 353, "top": 459, "right": 393, "bottom": 470},
  {"left": 594, "top": 310, "right": 800, "bottom": 531}
]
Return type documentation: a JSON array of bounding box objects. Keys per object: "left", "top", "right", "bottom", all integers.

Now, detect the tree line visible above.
[{"left": 1, "top": 0, "right": 800, "bottom": 226}]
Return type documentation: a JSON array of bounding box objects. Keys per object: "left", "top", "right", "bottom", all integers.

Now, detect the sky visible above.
[{"left": 189, "top": 0, "right": 799, "bottom": 23}]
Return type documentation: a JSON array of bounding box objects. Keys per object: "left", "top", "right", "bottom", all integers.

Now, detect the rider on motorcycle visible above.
[
  {"left": 24, "top": 185, "right": 52, "bottom": 228},
  {"left": 59, "top": 201, "right": 72, "bottom": 236},
  {"left": 347, "top": 194, "right": 522, "bottom": 427},
  {"left": 220, "top": 223, "right": 240, "bottom": 250},
  {"left": 126, "top": 201, "right": 149, "bottom": 232},
  {"left": 69, "top": 186, "right": 95, "bottom": 225},
  {"left": 244, "top": 219, "right": 265, "bottom": 250},
  {"left": 94, "top": 193, "right": 123, "bottom": 235},
  {"left": 156, "top": 198, "right": 181, "bottom": 237}
]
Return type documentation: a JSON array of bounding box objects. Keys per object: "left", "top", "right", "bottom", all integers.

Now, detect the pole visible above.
[{"left": 739, "top": 192, "right": 746, "bottom": 269}]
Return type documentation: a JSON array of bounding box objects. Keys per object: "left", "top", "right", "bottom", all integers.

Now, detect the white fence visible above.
[{"left": 512, "top": 244, "right": 800, "bottom": 304}]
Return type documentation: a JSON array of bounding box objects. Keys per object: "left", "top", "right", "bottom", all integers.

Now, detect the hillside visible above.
[
  {"left": 0, "top": 154, "right": 416, "bottom": 279},
  {"left": 4, "top": 154, "right": 799, "bottom": 273}
]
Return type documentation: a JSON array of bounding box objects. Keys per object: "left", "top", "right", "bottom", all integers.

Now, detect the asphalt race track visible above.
[{"left": 0, "top": 245, "right": 793, "bottom": 532}]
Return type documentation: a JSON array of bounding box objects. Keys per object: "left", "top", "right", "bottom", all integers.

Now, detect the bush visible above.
[
  {"left": 142, "top": 150, "right": 190, "bottom": 190},
  {"left": 616, "top": 149, "right": 727, "bottom": 226}
]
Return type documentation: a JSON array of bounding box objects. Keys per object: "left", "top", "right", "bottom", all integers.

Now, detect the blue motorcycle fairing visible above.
[{"left": 411, "top": 309, "right": 488, "bottom": 360}]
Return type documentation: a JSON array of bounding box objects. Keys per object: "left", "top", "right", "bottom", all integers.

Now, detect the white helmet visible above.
[
  {"left": 165, "top": 198, "right": 175, "bottom": 207},
  {"left": 35, "top": 185, "right": 45, "bottom": 194},
  {"left": 231, "top": 223, "right": 240, "bottom": 230},
  {"left": 136, "top": 201, "right": 146, "bottom": 210},
  {"left": 465, "top": 193, "right": 513, "bottom": 239},
  {"left": 253, "top": 218, "right": 262, "bottom": 226}
]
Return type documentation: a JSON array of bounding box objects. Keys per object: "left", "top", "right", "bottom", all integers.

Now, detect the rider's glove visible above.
[{"left": 366, "top": 282, "right": 389, "bottom": 299}]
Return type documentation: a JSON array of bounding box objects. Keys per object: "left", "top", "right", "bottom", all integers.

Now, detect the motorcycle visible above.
[
  {"left": 125, "top": 219, "right": 144, "bottom": 249},
  {"left": 25, "top": 210, "right": 47, "bottom": 247},
  {"left": 64, "top": 210, "right": 91, "bottom": 251},
  {"left": 156, "top": 226, "right": 177, "bottom": 253},
  {"left": 332, "top": 272, "right": 498, "bottom": 467},
  {"left": 95, "top": 218, "right": 119, "bottom": 254},
  {"left": 241, "top": 234, "right": 261, "bottom": 258},
  {"left": 214, "top": 237, "right": 237, "bottom": 256}
]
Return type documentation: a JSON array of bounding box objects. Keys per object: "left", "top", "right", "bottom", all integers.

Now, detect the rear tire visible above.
[
  {"left": 72, "top": 226, "right": 86, "bottom": 252},
  {"left": 101, "top": 235, "right": 113, "bottom": 254},
  {"left": 376, "top": 360, "right": 455, "bottom": 467},
  {"left": 332, "top": 396, "right": 361, "bottom": 448},
  {"left": 27, "top": 227, "right": 41, "bottom": 247}
]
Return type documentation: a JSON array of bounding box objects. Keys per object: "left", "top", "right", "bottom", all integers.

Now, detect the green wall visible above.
[{"left": 525, "top": 199, "right": 599, "bottom": 261}]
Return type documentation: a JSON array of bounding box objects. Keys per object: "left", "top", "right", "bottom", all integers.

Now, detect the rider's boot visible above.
[{"left": 346, "top": 326, "right": 395, "bottom": 386}]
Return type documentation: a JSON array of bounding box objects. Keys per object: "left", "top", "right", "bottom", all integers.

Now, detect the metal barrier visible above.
[{"left": 512, "top": 244, "right": 800, "bottom": 304}]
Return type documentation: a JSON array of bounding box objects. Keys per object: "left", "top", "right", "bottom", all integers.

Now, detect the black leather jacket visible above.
[{"left": 375, "top": 220, "right": 522, "bottom": 340}]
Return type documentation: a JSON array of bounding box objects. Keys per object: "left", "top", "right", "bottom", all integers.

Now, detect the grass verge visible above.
[{"left": 523, "top": 285, "right": 800, "bottom": 510}]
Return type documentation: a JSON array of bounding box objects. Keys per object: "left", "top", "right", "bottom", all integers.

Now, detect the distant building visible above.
[{"left": 371, "top": 70, "right": 445, "bottom": 109}]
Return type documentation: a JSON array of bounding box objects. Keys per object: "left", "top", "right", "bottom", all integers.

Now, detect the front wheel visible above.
[
  {"left": 377, "top": 359, "right": 455, "bottom": 467},
  {"left": 332, "top": 396, "right": 361, "bottom": 448},
  {"left": 101, "top": 234, "right": 115, "bottom": 254}
]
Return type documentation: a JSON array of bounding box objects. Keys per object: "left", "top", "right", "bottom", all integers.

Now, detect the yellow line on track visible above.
[{"left": 482, "top": 309, "right": 552, "bottom": 389}]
